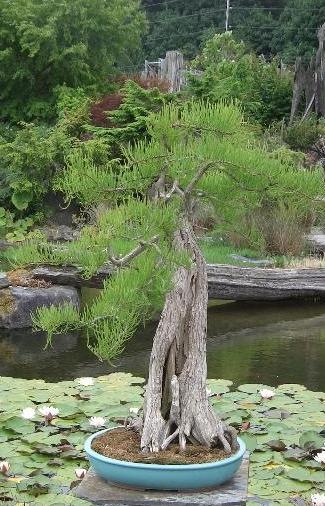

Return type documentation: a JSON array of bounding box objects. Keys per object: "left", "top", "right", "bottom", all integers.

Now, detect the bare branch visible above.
[
  {"left": 109, "top": 235, "right": 160, "bottom": 267},
  {"left": 172, "top": 122, "right": 233, "bottom": 136},
  {"left": 184, "top": 162, "right": 214, "bottom": 196},
  {"left": 163, "top": 180, "right": 185, "bottom": 201}
]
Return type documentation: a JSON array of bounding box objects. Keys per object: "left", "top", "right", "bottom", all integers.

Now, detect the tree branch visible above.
[
  {"left": 172, "top": 123, "right": 233, "bottom": 136},
  {"left": 184, "top": 162, "right": 214, "bottom": 196},
  {"left": 109, "top": 235, "right": 160, "bottom": 267}
]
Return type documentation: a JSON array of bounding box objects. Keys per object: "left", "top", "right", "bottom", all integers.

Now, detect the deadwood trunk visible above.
[{"left": 138, "top": 221, "right": 237, "bottom": 453}]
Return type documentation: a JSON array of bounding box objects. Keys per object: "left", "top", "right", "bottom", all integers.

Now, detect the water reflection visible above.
[{"left": 0, "top": 300, "right": 325, "bottom": 390}]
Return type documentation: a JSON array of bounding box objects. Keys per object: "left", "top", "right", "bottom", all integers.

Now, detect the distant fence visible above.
[{"left": 142, "top": 51, "right": 187, "bottom": 93}]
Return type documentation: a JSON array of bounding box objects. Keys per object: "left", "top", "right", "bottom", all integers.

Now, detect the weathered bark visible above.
[
  {"left": 32, "top": 264, "right": 325, "bottom": 301},
  {"left": 290, "top": 23, "right": 325, "bottom": 122},
  {"left": 138, "top": 222, "right": 237, "bottom": 453}
]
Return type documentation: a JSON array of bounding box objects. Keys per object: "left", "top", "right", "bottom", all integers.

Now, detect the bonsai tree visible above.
[{"left": 10, "top": 101, "right": 322, "bottom": 454}]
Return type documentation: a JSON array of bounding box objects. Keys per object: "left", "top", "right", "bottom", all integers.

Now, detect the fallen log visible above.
[{"left": 32, "top": 264, "right": 325, "bottom": 301}]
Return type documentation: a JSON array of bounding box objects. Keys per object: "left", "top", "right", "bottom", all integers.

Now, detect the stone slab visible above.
[
  {"left": 0, "top": 273, "right": 9, "bottom": 289},
  {"left": 0, "top": 285, "right": 80, "bottom": 328},
  {"left": 74, "top": 455, "right": 249, "bottom": 506}
]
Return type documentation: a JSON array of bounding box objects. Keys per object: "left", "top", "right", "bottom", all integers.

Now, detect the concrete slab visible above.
[{"left": 73, "top": 454, "right": 249, "bottom": 506}]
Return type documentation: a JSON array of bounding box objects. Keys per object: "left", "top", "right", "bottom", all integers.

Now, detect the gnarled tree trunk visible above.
[{"left": 138, "top": 221, "right": 237, "bottom": 453}]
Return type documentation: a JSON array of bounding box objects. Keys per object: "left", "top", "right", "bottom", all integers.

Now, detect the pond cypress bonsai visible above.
[{"left": 13, "top": 101, "right": 322, "bottom": 455}]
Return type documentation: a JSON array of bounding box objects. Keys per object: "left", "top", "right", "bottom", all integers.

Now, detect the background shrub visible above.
[{"left": 189, "top": 32, "right": 292, "bottom": 126}]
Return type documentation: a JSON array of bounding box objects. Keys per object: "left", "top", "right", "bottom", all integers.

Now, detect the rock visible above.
[
  {"left": 0, "top": 240, "right": 11, "bottom": 251},
  {"left": 0, "top": 273, "right": 9, "bottom": 289},
  {"left": 0, "top": 286, "right": 80, "bottom": 329},
  {"left": 32, "top": 265, "right": 112, "bottom": 288},
  {"left": 74, "top": 456, "right": 249, "bottom": 505},
  {"left": 229, "top": 254, "right": 274, "bottom": 267},
  {"left": 33, "top": 264, "right": 325, "bottom": 301},
  {"left": 306, "top": 227, "right": 325, "bottom": 254},
  {"left": 40, "top": 225, "right": 80, "bottom": 242}
]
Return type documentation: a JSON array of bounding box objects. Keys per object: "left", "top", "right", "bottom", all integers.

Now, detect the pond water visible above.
[{"left": 0, "top": 300, "right": 325, "bottom": 390}]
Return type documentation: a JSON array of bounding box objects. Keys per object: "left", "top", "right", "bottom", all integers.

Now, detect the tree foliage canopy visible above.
[
  {"left": 0, "top": 0, "right": 146, "bottom": 121},
  {"left": 189, "top": 33, "right": 292, "bottom": 125},
  {"left": 142, "top": 0, "right": 323, "bottom": 63},
  {"left": 7, "top": 101, "right": 323, "bottom": 360},
  {"left": 274, "top": 0, "right": 325, "bottom": 63}
]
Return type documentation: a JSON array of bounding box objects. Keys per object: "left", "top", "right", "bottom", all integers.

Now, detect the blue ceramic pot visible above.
[{"left": 84, "top": 428, "right": 246, "bottom": 491}]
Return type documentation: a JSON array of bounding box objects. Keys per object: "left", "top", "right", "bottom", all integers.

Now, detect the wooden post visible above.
[
  {"left": 290, "top": 23, "right": 325, "bottom": 122},
  {"left": 225, "top": 0, "right": 230, "bottom": 32},
  {"left": 160, "top": 51, "right": 184, "bottom": 92}
]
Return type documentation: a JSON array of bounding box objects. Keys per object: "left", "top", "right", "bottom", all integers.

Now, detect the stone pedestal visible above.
[{"left": 74, "top": 454, "right": 249, "bottom": 506}]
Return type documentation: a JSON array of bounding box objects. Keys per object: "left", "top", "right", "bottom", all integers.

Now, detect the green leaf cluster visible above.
[
  {"left": 0, "top": 0, "right": 147, "bottom": 122},
  {"left": 189, "top": 32, "right": 293, "bottom": 126},
  {"left": 0, "top": 123, "right": 71, "bottom": 213},
  {"left": 85, "top": 80, "right": 174, "bottom": 152},
  {"left": 0, "top": 374, "right": 324, "bottom": 504}
]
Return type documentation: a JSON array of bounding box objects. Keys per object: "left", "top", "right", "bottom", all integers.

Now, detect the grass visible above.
[
  {"left": 287, "top": 256, "right": 325, "bottom": 269},
  {"left": 199, "top": 241, "right": 279, "bottom": 267}
]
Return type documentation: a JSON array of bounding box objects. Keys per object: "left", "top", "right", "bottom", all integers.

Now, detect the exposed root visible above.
[{"left": 139, "top": 374, "right": 238, "bottom": 454}]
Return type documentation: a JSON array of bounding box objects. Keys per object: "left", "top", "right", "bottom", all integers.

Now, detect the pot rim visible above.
[{"left": 85, "top": 427, "right": 246, "bottom": 470}]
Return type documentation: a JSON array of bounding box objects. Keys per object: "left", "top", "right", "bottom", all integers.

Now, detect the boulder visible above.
[
  {"left": 40, "top": 225, "right": 80, "bottom": 242},
  {"left": 0, "top": 286, "right": 80, "bottom": 329},
  {"left": 0, "top": 273, "right": 9, "bottom": 289},
  {"left": 306, "top": 227, "right": 325, "bottom": 254}
]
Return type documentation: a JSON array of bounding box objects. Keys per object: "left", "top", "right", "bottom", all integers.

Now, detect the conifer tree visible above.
[{"left": 9, "top": 102, "right": 322, "bottom": 452}]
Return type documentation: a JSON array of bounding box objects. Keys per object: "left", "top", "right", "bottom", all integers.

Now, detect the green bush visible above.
[
  {"left": 0, "top": 123, "right": 71, "bottom": 212},
  {"left": 0, "top": 0, "right": 146, "bottom": 122},
  {"left": 86, "top": 80, "right": 174, "bottom": 148},
  {"left": 283, "top": 118, "right": 323, "bottom": 151},
  {"left": 189, "top": 32, "right": 293, "bottom": 126}
]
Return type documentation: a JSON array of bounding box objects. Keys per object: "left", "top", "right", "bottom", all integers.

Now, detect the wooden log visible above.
[
  {"left": 32, "top": 264, "right": 325, "bottom": 301},
  {"left": 207, "top": 265, "right": 325, "bottom": 300}
]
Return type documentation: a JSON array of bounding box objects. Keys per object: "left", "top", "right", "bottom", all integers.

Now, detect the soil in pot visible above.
[{"left": 91, "top": 427, "right": 236, "bottom": 465}]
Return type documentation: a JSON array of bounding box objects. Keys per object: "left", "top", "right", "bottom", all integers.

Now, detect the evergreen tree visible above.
[
  {"left": 7, "top": 102, "right": 322, "bottom": 452},
  {"left": 142, "top": 0, "right": 287, "bottom": 60},
  {"left": 273, "top": 0, "right": 325, "bottom": 63}
]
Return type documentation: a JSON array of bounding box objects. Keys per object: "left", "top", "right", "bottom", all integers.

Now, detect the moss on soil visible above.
[
  {"left": 0, "top": 288, "right": 15, "bottom": 315},
  {"left": 91, "top": 427, "right": 234, "bottom": 465}
]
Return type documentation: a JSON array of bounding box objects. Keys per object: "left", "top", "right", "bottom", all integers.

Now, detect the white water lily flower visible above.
[
  {"left": 0, "top": 461, "right": 10, "bottom": 475},
  {"left": 314, "top": 450, "right": 325, "bottom": 465},
  {"left": 129, "top": 407, "right": 139, "bottom": 415},
  {"left": 78, "top": 377, "right": 95, "bottom": 387},
  {"left": 75, "top": 468, "right": 87, "bottom": 479},
  {"left": 89, "top": 416, "right": 106, "bottom": 428},
  {"left": 38, "top": 406, "right": 59, "bottom": 421},
  {"left": 21, "top": 407, "right": 36, "bottom": 420},
  {"left": 311, "top": 493, "right": 325, "bottom": 506},
  {"left": 259, "top": 389, "right": 275, "bottom": 400}
]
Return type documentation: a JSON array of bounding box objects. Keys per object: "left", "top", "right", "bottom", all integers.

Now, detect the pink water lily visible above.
[
  {"left": 0, "top": 461, "right": 10, "bottom": 475},
  {"left": 38, "top": 406, "right": 59, "bottom": 422},
  {"left": 259, "top": 389, "right": 275, "bottom": 400},
  {"left": 75, "top": 468, "right": 87, "bottom": 479},
  {"left": 89, "top": 416, "right": 106, "bottom": 428},
  {"left": 311, "top": 493, "right": 325, "bottom": 506},
  {"left": 21, "top": 407, "right": 36, "bottom": 420}
]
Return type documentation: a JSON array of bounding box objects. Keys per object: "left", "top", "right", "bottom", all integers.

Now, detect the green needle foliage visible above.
[{"left": 9, "top": 101, "right": 324, "bottom": 361}]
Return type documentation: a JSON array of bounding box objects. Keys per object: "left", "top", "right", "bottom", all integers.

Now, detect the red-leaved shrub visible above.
[{"left": 90, "top": 75, "right": 169, "bottom": 128}]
